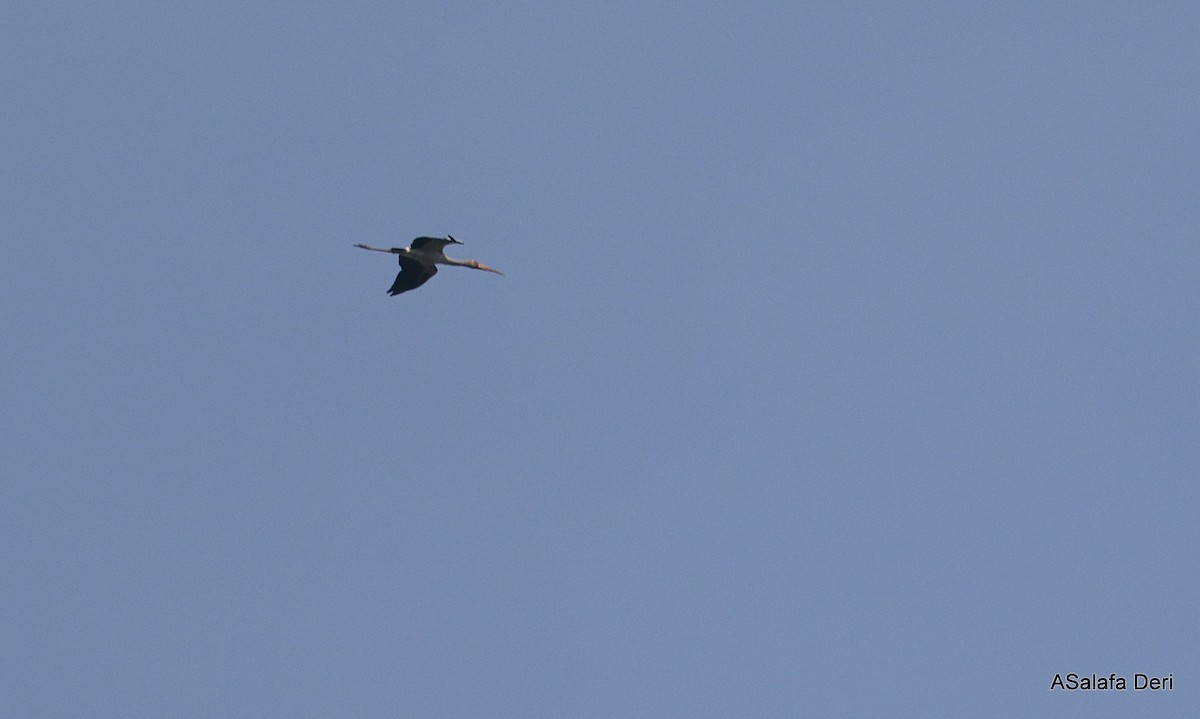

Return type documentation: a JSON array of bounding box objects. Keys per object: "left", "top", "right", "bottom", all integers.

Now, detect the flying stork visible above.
[{"left": 354, "top": 236, "right": 503, "bottom": 296}]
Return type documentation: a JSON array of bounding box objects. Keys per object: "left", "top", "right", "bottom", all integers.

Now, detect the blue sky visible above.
[{"left": 2, "top": 2, "right": 1196, "bottom": 716}]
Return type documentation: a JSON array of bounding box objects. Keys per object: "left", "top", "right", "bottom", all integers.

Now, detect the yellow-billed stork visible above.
[{"left": 354, "top": 236, "right": 503, "bottom": 296}]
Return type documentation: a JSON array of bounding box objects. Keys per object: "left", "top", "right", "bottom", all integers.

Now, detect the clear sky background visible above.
[{"left": 2, "top": 2, "right": 1196, "bottom": 717}]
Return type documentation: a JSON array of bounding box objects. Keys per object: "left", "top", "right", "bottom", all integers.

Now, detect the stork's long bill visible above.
[{"left": 354, "top": 236, "right": 503, "bottom": 296}]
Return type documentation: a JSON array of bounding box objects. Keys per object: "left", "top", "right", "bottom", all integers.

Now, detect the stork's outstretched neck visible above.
[{"left": 442, "top": 257, "right": 504, "bottom": 274}]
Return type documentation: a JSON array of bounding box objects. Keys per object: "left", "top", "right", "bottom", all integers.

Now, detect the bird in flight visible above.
[{"left": 354, "top": 236, "right": 503, "bottom": 296}]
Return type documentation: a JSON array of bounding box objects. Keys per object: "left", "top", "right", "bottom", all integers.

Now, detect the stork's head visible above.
[{"left": 469, "top": 260, "right": 504, "bottom": 275}]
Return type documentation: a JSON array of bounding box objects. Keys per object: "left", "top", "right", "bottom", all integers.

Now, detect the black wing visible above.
[
  {"left": 409, "top": 236, "right": 452, "bottom": 251},
  {"left": 388, "top": 255, "right": 437, "bottom": 296}
]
